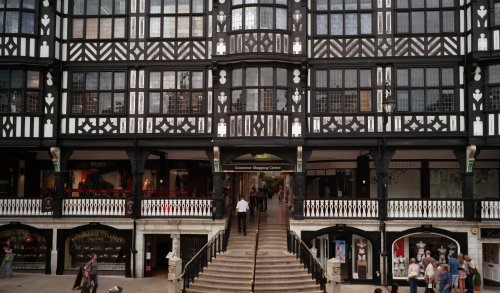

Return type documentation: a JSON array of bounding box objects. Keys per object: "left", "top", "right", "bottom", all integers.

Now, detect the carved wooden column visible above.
[
  {"left": 126, "top": 150, "right": 150, "bottom": 219},
  {"left": 454, "top": 145, "right": 479, "bottom": 221}
]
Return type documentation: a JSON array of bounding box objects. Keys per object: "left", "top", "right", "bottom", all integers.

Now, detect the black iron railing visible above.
[
  {"left": 180, "top": 216, "right": 231, "bottom": 292},
  {"left": 250, "top": 210, "right": 261, "bottom": 292},
  {"left": 287, "top": 230, "right": 326, "bottom": 292}
]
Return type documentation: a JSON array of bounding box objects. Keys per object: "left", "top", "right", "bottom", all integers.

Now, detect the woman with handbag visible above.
[
  {"left": 408, "top": 258, "right": 420, "bottom": 293},
  {"left": 464, "top": 255, "right": 476, "bottom": 293}
]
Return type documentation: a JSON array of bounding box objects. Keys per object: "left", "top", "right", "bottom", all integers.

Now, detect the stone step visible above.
[
  {"left": 201, "top": 265, "right": 252, "bottom": 275},
  {"left": 199, "top": 270, "right": 252, "bottom": 280},
  {"left": 194, "top": 274, "right": 252, "bottom": 286},
  {"left": 254, "top": 286, "right": 324, "bottom": 293},
  {"left": 255, "top": 271, "right": 311, "bottom": 278},
  {"left": 187, "top": 282, "right": 250, "bottom": 293},
  {"left": 253, "top": 282, "right": 323, "bottom": 291},
  {"left": 206, "top": 261, "right": 253, "bottom": 270},
  {"left": 259, "top": 236, "right": 287, "bottom": 242}
]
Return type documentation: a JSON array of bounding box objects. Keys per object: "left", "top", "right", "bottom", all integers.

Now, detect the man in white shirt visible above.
[{"left": 235, "top": 195, "right": 249, "bottom": 235}]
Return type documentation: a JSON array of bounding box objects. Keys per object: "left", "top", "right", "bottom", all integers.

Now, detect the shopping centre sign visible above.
[{"left": 222, "top": 164, "right": 295, "bottom": 172}]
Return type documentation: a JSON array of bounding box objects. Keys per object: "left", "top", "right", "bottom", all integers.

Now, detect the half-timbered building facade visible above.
[{"left": 1, "top": 0, "right": 500, "bottom": 287}]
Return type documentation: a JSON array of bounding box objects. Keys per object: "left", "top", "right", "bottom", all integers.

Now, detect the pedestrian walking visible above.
[
  {"left": 448, "top": 253, "right": 459, "bottom": 293},
  {"left": 440, "top": 264, "right": 452, "bottom": 293},
  {"left": 464, "top": 254, "right": 476, "bottom": 293},
  {"left": 235, "top": 195, "right": 249, "bottom": 236},
  {"left": 408, "top": 257, "right": 420, "bottom": 293},
  {"left": 84, "top": 253, "right": 99, "bottom": 293},
  {"left": 434, "top": 263, "right": 443, "bottom": 293},
  {"left": 0, "top": 240, "right": 14, "bottom": 277},
  {"left": 425, "top": 260, "right": 436, "bottom": 293},
  {"left": 458, "top": 254, "right": 468, "bottom": 293}
]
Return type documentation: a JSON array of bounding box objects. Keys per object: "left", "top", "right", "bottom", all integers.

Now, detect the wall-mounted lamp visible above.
[{"left": 382, "top": 82, "right": 396, "bottom": 126}]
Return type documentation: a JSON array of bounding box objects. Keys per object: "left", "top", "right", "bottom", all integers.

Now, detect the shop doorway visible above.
[
  {"left": 305, "top": 227, "right": 379, "bottom": 284},
  {"left": 143, "top": 234, "right": 171, "bottom": 277},
  {"left": 483, "top": 243, "right": 500, "bottom": 284}
]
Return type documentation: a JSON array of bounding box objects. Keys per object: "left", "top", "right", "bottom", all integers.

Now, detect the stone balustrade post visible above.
[
  {"left": 167, "top": 256, "right": 183, "bottom": 293},
  {"left": 326, "top": 258, "right": 342, "bottom": 293}
]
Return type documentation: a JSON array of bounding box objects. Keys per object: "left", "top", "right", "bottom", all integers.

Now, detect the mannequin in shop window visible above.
[
  {"left": 416, "top": 241, "right": 426, "bottom": 262},
  {"left": 438, "top": 245, "right": 448, "bottom": 264},
  {"left": 357, "top": 240, "right": 367, "bottom": 262},
  {"left": 143, "top": 179, "right": 151, "bottom": 197}
]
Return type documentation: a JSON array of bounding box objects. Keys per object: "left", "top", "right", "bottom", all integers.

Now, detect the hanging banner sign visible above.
[{"left": 222, "top": 164, "right": 295, "bottom": 172}]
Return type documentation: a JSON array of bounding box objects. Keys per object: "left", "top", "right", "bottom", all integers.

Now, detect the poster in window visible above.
[{"left": 335, "top": 240, "right": 346, "bottom": 264}]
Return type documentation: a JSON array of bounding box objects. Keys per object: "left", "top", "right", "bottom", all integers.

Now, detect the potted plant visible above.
[{"left": 474, "top": 271, "right": 482, "bottom": 291}]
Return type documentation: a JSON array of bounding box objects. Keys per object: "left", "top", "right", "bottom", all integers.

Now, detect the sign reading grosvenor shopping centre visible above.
[{"left": 222, "top": 164, "right": 295, "bottom": 172}]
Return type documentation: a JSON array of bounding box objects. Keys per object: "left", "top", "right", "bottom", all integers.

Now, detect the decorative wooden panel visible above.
[
  {"left": 309, "top": 114, "right": 465, "bottom": 134},
  {"left": 60, "top": 116, "right": 211, "bottom": 135},
  {"left": 66, "top": 41, "right": 208, "bottom": 61}
]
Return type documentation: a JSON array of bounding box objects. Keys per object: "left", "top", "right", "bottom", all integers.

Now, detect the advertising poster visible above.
[{"left": 335, "top": 240, "right": 346, "bottom": 263}]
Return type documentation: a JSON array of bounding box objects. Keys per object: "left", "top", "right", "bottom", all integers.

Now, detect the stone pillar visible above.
[
  {"left": 49, "top": 148, "right": 72, "bottom": 218},
  {"left": 293, "top": 172, "right": 305, "bottom": 219},
  {"left": 453, "top": 145, "right": 479, "bottom": 221},
  {"left": 51, "top": 227, "right": 58, "bottom": 275},
  {"left": 213, "top": 172, "right": 224, "bottom": 219},
  {"left": 167, "top": 256, "right": 183, "bottom": 293},
  {"left": 326, "top": 258, "right": 342, "bottom": 293},
  {"left": 126, "top": 150, "right": 150, "bottom": 218},
  {"left": 171, "top": 233, "right": 180, "bottom": 257},
  {"left": 370, "top": 147, "right": 394, "bottom": 286}
]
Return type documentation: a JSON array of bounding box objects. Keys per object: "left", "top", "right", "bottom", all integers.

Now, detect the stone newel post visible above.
[
  {"left": 326, "top": 258, "right": 342, "bottom": 293},
  {"left": 167, "top": 256, "right": 183, "bottom": 293}
]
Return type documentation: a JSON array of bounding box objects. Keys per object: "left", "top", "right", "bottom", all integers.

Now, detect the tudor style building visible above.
[{"left": 1, "top": 0, "right": 500, "bottom": 287}]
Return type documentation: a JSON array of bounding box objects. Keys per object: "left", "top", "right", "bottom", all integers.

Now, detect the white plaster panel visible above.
[
  {"left": 16, "top": 117, "right": 22, "bottom": 137},
  {"left": 33, "top": 117, "right": 39, "bottom": 137}
]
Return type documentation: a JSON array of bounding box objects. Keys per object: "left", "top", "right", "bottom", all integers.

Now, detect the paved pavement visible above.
[{"left": 0, "top": 273, "right": 499, "bottom": 293}]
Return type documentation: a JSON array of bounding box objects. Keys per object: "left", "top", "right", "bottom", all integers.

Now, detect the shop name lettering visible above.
[
  {"left": 74, "top": 231, "right": 124, "bottom": 243},
  {"left": 233, "top": 166, "right": 283, "bottom": 171},
  {"left": 90, "top": 162, "right": 107, "bottom": 168}
]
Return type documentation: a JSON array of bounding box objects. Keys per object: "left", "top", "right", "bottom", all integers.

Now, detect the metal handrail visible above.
[
  {"left": 250, "top": 210, "right": 261, "bottom": 292},
  {"left": 179, "top": 216, "right": 231, "bottom": 291},
  {"left": 287, "top": 229, "right": 326, "bottom": 292}
]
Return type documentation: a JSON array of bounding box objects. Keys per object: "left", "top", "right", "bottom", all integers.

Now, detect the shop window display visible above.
[
  {"left": 392, "top": 234, "right": 459, "bottom": 279},
  {"left": 65, "top": 230, "right": 127, "bottom": 271},
  {"left": 352, "top": 236, "right": 372, "bottom": 279},
  {"left": 0, "top": 229, "right": 48, "bottom": 270}
]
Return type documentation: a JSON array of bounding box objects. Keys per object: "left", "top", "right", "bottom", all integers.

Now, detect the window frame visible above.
[
  {"left": 230, "top": 0, "right": 288, "bottom": 32},
  {"left": 147, "top": 0, "right": 205, "bottom": 39},
  {"left": 70, "top": 0, "right": 128, "bottom": 40},
  {"left": 313, "top": 0, "right": 374, "bottom": 37},
  {"left": 395, "top": 66, "right": 457, "bottom": 113},
  {"left": 313, "top": 68, "right": 373, "bottom": 114},
  {"left": 230, "top": 67, "right": 289, "bottom": 113},
  {"left": 487, "top": 64, "right": 500, "bottom": 111},
  {"left": 0, "top": 0, "right": 37, "bottom": 35},
  {"left": 394, "top": 0, "right": 457, "bottom": 35},
  {"left": 147, "top": 70, "right": 206, "bottom": 115},
  {"left": 0, "top": 69, "right": 42, "bottom": 114},
  {"left": 70, "top": 71, "right": 127, "bottom": 115}
]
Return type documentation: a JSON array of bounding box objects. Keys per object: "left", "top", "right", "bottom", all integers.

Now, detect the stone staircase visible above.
[
  {"left": 185, "top": 218, "right": 256, "bottom": 293},
  {"left": 253, "top": 224, "right": 324, "bottom": 293},
  {"left": 186, "top": 218, "right": 323, "bottom": 293}
]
